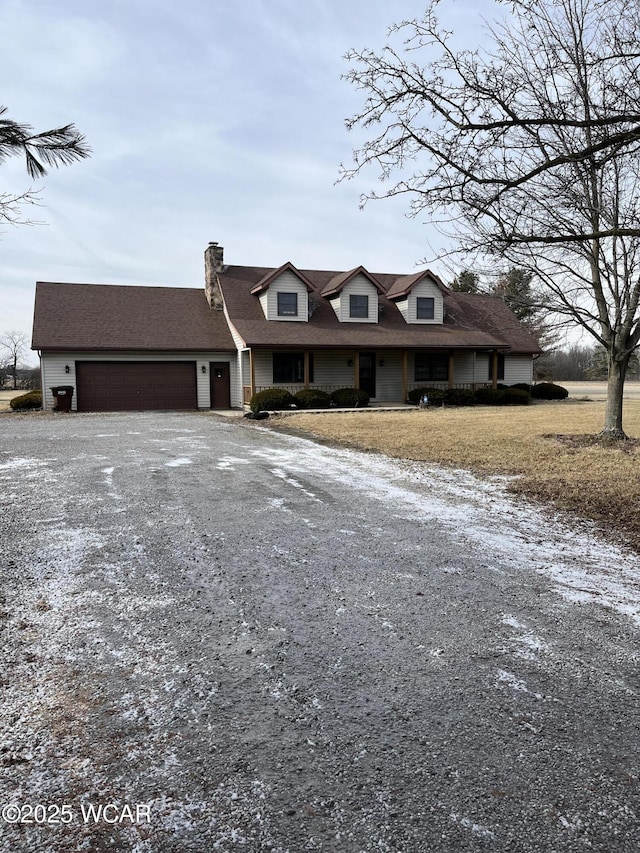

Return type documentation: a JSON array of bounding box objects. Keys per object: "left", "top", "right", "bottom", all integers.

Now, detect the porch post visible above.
[
  {"left": 304, "top": 351, "right": 310, "bottom": 389},
  {"left": 353, "top": 352, "right": 360, "bottom": 388},
  {"left": 250, "top": 349, "right": 256, "bottom": 397},
  {"left": 491, "top": 350, "right": 498, "bottom": 389},
  {"left": 402, "top": 350, "right": 408, "bottom": 402},
  {"left": 448, "top": 350, "right": 455, "bottom": 389}
]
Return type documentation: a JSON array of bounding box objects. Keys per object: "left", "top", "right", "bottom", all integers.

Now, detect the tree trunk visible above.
[{"left": 601, "top": 355, "right": 628, "bottom": 439}]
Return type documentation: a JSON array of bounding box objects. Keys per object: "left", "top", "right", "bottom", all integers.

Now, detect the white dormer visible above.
[
  {"left": 386, "top": 271, "right": 447, "bottom": 324},
  {"left": 250, "top": 262, "right": 314, "bottom": 321},
  {"left": 320, "top": 266, "right": 383, "bottom": 323}
]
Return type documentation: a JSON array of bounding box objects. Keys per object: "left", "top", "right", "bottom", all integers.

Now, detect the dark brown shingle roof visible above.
[
  {"left": 220, "top": 266, "right": 541, "bottom": 353},
  {"left": 32, "top": 282, "right": 235, "bottom": 352}
]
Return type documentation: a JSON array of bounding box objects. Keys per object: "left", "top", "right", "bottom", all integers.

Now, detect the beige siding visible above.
[
  {"left": 475, "top": 353, "right": 492, "bottom": 383},
  {"left": 395, "top": 297, "right": 409, "bottom": 322},
  {"left": 259, "top": 272, "right": 309, "bottom": 321},
  {"left": 41, "top": 357, "right": 75, "bottom": 409},
  {"left": 41, "top": 352, "right": 240, "bottom": 410},
  {"left": 331, "top": 275, "right": 379, "bottom": 323},
  {"left": 452, "top": 352, "right": 476, "bottom": 384},
  {"left": 505, "top": 355, "right": 534, "bottom": 383},
  {"left": 407, "top": 279, "right": 444, "bottom": 324},
  {"left": 475, "top": 352, "right": 533, "bottom": 384},
  {"left": 375, "top": 352, "right": 404, "bottom": 401},
  {"left": 253, "top": 352, "right": 274, "bottom": 389},
  {"left": 313, "top": 351, "right": 356, "bottom": 389}
]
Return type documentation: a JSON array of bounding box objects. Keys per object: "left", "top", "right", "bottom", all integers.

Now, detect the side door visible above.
[{"left": 210, "top": 362, "right": 231, "bottom": 409}]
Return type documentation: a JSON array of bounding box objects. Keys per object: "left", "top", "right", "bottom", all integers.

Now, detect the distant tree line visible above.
[{"left": 541, "top": 345, "right": 640, "bottom": 382}]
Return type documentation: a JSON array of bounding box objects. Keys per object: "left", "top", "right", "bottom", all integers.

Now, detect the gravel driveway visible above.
[{"left": 0, "top": 411, "right": 639, "bottom": 853}]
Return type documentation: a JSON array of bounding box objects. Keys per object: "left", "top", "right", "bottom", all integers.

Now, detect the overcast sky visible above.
[{"left": 1, "top": 0, "right": 496, "bottom": 361}]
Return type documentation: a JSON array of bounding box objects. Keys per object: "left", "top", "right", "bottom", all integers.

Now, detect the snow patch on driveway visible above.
[
  {"left": 165, "top": 457, "right": 193, "bottom": 467},
  {"left": 250, "top": 435, "right": 640, "bottom": 625}
]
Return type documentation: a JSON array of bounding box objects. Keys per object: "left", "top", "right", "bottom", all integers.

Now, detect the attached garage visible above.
[
  {"left": 76, "top": 361, "right": 197, "bottom": 412},
  {"left": 32, "top": 283, "right": 240, "bottom": 411}
]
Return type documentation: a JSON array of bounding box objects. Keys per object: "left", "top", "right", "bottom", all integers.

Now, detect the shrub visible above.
[
  {"left": 443, "top": 388, "right": 476, "bottom": 407},
  {"left": 9, "top": 391, "right": 42, "bottom": 411},
  {"left": 330, "top": 387, "right": 370, "bottom": 408},
  {"left": 250, "top": 388, "right": 294, "bottom": 412},
  {"left": 473, "top": 387, "right": 530, "bottom": 406},
  {"left": 502, "top": 388, "right": 531, "bottom": 405},
  {"left": 474, "top": 387, "right": 506, "bottom": 406},
  {"left": 407, "top": 386, "right": 445, "bottom": 405},
  {"left": 511, "top": 383, "right": 532, "bottom": 394},
  {"left": 531, "top": 382, "right": 569, "bottom": 400},
  {"left": 292, "top": 389, "right": 331, "bottom": 409}
]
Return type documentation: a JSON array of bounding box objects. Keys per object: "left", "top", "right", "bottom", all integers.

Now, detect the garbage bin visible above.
[{"left": 50, "top": 385, "right": 74, "bottom": 412}]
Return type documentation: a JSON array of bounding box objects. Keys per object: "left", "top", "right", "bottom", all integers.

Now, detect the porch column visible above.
[
  {"left": 402, "top": 350, "right": 408, "bottom": 402},
  {"left": 250, "top": 349, "right": 256, "bottom": 397},
  {"left": 491, "top": 350, "right": 498, "bottom": 389},
  {"left": 353, "top": 352, "right": 360, "bottom": 388},
  {"left": 448, "top": 350, "right": 455, "bottom": 389}
]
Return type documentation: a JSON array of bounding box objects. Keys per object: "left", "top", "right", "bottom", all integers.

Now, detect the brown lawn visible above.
[{"left": 280, "top": 400, "right": 640, "bottom": 551}]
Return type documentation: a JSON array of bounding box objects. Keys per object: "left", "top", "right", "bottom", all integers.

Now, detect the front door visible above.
[
  {"left": 359, "top": 351, "right": 376, "bottom": 399},
  {"left": 210, "top": 362, "right": 231, "bottom": 409}
]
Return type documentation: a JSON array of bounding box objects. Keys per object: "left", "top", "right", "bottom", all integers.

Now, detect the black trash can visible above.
[{"left": 51, "top": 386, "right": 74, "bottom": 412}]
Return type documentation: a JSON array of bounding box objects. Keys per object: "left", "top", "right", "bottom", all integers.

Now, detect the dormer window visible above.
[
  {"left": 277, "top": 292, "right": 298, "bottom": 317},
  {"left": 349, "top": 294, "right": 369, "bottom": 318},
  {"left": 321, "top": 266, "right": 382, "bottom": 323},
  {"left": 416, "top": 297, "right": 435, "bottom": 320},
  {"left": 386, "top": 271, "right": 446, "bottom": 324}
]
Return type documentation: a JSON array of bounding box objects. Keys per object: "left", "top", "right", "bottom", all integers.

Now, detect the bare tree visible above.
[
  {"left": 0, "top": 330, "right": 29, "bottom": 389},
  {"left": 0, "top": 106, "right": 90, "bottom": 226},
  {"left": 343, "top": 0, "right": 640, "bottom": 438}
]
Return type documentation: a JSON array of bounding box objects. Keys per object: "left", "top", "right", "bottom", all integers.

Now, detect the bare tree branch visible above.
[{"left": 343, "top": 0, "right": 640, "bottom": 436}]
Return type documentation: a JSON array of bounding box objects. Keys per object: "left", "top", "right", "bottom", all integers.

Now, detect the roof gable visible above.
[
  {"left": 386, "top": 270, "right": 448, "bottom": 300},
  {"left": 250, "top": 262, "right": 315, "bottom": 295},
  {"left": 320, "top": 266, "right": 384, "bottom": 298}
]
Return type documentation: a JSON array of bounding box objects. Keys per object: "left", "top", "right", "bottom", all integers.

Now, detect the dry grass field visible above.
[{"left": 282, "top": 399, "right": 640, "bottom": 551}]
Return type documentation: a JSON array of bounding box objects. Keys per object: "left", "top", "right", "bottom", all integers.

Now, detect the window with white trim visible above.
[
  {"left": 277, "top": 292, "right": 298, "bottom": 317},
  {"left": 416, "top": 296, "right": 435, "bottom": 319},
  {"left": 349, "top": 294, "right": 369, "bottom": 318}
]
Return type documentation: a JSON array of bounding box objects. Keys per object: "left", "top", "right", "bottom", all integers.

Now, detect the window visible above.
[
  {"left": 349, "top": 294, "right": 369, "bottom": 318},
  {"left": 277, "top": 292, "right": 298, "bottom": 317},
  {"left": 415, "top": 353, "right": 448, "bottom": 382},
  {"left": 416, "top": 297, "right": 435, "bottom": 320},
  {"left": 488, "top": 352, "right": 505, "bottom": 381},
  {"left": 272, "top": 352, "right": 314, "bottom": 383}
]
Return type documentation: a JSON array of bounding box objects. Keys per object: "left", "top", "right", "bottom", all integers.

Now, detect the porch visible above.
[{"left": 241, "top": 348, "right": 511, "bottom": 406}]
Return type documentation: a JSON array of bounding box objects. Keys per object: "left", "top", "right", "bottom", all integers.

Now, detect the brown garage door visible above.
[{"left": 76, "top": 362, "right": 198, "bottom": 412}]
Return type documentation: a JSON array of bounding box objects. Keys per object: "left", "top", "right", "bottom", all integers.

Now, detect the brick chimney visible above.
[{"left": 205, "top": 242, "right": 224, "bottom": 310}]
